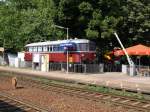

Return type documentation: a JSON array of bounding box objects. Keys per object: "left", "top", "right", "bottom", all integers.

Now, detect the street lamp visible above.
[
  {"left": 0, "top": 39, "right": 5, "bottom": 65},
  {"left": 53, "top": 25, "right": 69, "bottom": 73},
  {"left": 53, "top": 25, "right": 69, "bottom": 40}
]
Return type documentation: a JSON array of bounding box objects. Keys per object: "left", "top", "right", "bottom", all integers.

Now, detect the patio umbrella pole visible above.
[{"left": 114, "top": 32, "right": 135, "bottom": 76}]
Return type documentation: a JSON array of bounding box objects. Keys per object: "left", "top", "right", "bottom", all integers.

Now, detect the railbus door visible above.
[{"left": 40, "top": 54, "right": 49, "bottom": 72}]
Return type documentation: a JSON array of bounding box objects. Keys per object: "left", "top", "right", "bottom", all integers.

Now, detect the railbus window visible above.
[
  {"left": 38, "top": 46, "right": 42, "bottom": 52},
  {"left": 43, "top": 46, "right": 48, "bottom": 52},
  {"left": 59, "top": 46, "right": 64, "bottom": 51},
  {"left": 53, "top": 45, "right": 59, "bottom": 51},
  {"left": 53, "top": 45, "right": 55, "bottom": 51},
  {"left": 41, "top": 46, "right": 43, "bottom": 52},
  {"left": 47, "top": 46, "right": 49, "bottom": 52},
  {"left": 33, "top": 47, "right": 38, "bottom": 52},
  {"left": 48, "top": 46, "right": 53, "bottom": 52}
]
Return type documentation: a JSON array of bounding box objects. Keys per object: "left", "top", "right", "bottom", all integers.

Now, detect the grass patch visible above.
[{"left": 85, "top": 84, "right": 146, "bottom": 100}]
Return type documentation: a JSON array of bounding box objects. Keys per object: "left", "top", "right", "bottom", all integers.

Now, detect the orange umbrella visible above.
[{"left": 114, "top": 44, "right": 150, "bottom": 56}]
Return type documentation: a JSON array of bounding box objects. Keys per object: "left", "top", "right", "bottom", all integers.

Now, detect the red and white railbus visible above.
[{"left": 24, "top": 39, "right": 96, "bottom": 63}]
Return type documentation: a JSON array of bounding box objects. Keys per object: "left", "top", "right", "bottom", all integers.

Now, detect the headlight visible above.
[{"left": 81, "top": 54, "right": 85, "bottom": 57}]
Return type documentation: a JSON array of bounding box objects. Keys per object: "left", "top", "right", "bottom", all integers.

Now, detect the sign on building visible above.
[{"left": 0, "top": 47, "right": 4, "bottom": 52}]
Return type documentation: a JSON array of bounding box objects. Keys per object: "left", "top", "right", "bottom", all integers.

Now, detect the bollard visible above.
[
  {"left": 120, "top": 82, "right": 125, "bottom": 93},
  {"left": 106, "top": 81, "right": 110, "bottom": 87},
  {"left": 106, "top": 81, "right": 111, "bottom": 91},
  {"left": 136, "top": 84, "right": 141, "bottom": 95},
  {"left": 12, "top": 77, "right": 17, "bottom": 89}
]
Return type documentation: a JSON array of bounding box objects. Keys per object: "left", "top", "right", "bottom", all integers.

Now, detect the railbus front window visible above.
[
  {"left": 27, "top": 47, "right": 29, "bottom": 52},
  {"left": 29, "top": 47, "right": 33, "bottom": 52},
  {"left": 77, "top": 43, "right": 88, "bottom": 51},
  {"left": 89, "top": 42, "right": 96, "bottom": 51},
  {"left": 25, "top": 47, "right": 29, "bottom": 52}
]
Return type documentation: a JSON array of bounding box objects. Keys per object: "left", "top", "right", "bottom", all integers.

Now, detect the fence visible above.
[
  {"left": 125, "top": 65, "right": 150, "bottom": 77},
  {"left": 49, "top": 63, "right": 104, "bottom": 73},
  {"left": 104, "top": 64, "right": 122, "bottom": 72},
  {"left": 136, "top": 65, "right": 150, "bottom": 77}
]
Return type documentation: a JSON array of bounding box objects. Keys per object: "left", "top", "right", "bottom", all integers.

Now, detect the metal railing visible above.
[
  {"left": 136, "top": 65, "right": 150, "bottom": 77},
  {"left": 49, "top": 63, "right": 62, "bottom": 71},
  {"left": 125, "top": 65, "right": 150, "bottom": 77},
  {"left": 104, "top": 64, "right": 122, "bottom": 72},
  {"left": 49, "top": 63, "right": 104, "bottom": 73}
]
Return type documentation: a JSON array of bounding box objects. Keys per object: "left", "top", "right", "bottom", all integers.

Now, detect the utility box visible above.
[
  {"left": 129, "top": 65, "right": 136, "bottom": 76},
  {"left": 32, "top": 53, "right": 40, "bottom": 70},
  {"left": 99, "top": 64, "right": 104, "bottom": 73},
  {"left": 122, "top": 64, "right": 127, "bottom": 74},
  {"left": 15, "top": 58, "right": 20, "bottom": 68},
  {"left": 18, "top": 52, "right": 25, "bottom": 61},
  {"left": 8, "top": 54, "right": 17, "bottom": 67},
  {"left": 33, "top": 53, "right": 40, "bottom": 63},
  {"left": 17, "top": 52, "right": 26, "bottom": 68}
]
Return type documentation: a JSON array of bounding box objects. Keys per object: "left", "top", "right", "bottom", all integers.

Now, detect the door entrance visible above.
[{"left": 40, "top": 54, "right": 49, "bottom": 72}]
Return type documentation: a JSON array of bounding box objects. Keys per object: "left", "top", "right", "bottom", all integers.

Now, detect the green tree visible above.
[
  {"left": 118, "top": 0, "right": 150, "bottom": 46},
  {"left": 0, "top": 0, "right": 149, "bottom": 53},
  {"left": 0, "top": 0, "right": 56, "bottom": 51}
]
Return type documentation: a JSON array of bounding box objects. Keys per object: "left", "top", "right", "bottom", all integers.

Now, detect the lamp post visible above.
[
  {"left": 0, "top": 39, "right": 5, "bottom": 65},
  {"left": 53, "top": 25, "right": 69, "bottom": 73},
  {"left": 66, "top": 27, "right": 69, "bottom": 74},
  {"left": 3, "top": 39, "right": 5, "bottom": 64}
]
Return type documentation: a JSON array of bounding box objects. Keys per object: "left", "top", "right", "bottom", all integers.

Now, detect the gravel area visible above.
[{"left": 0, "top": 77, "right": 131, "bottom": 112}]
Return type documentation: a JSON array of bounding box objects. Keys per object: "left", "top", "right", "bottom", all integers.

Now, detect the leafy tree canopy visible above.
[{"left": 0, "top": 0, "right": 149, "bottom": 52}]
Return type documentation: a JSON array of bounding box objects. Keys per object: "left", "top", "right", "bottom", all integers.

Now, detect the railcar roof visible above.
[{"left": 25, "top": 39, "right": 90, "bottom": 47}]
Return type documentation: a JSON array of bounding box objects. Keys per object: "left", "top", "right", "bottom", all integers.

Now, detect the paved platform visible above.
[{"left": 0, "top": 66, "right": 150, "bottom": 93}]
